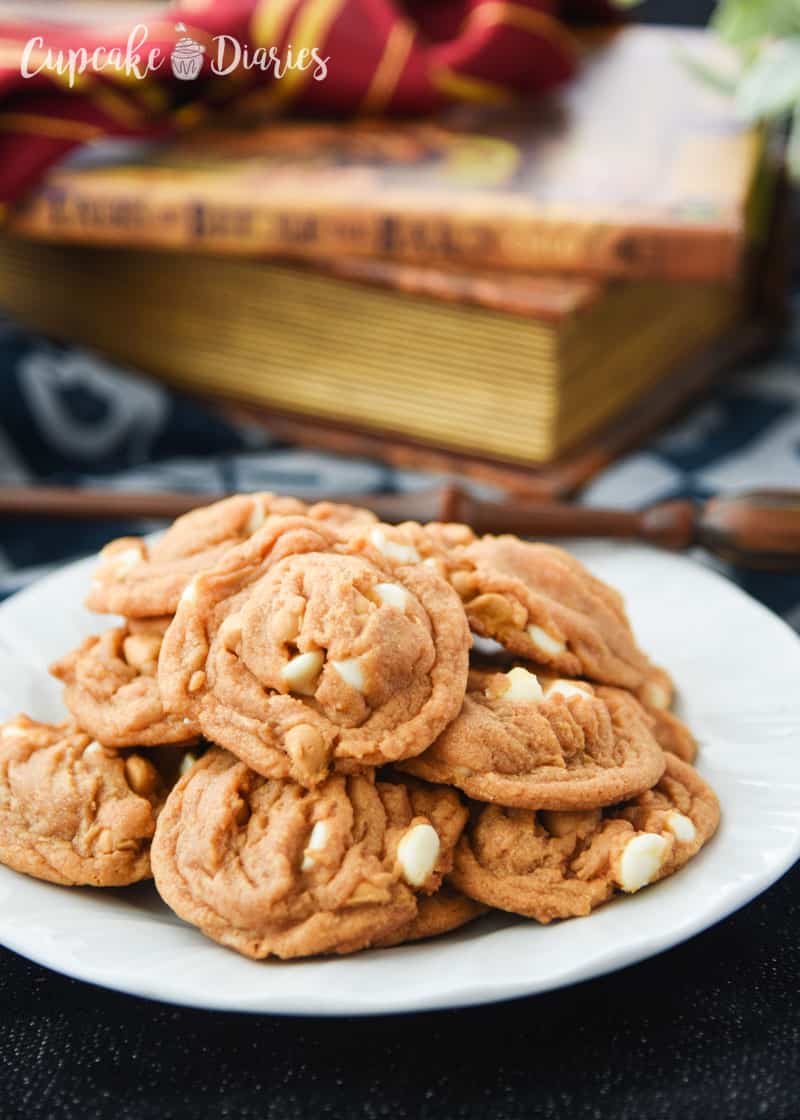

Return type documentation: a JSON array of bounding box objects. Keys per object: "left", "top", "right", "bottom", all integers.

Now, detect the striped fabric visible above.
[{"left": 0, "top": 0, "right": 611, "bottom": 208}]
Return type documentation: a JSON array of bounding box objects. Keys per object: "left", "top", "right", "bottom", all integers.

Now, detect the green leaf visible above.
[
  {"left": 713, "top": 0, "right": 800, "bottom": 45},
  {"left": 674, "top": 44, "right": 740, "bottom": 96},
  {"left": 736, "top": 38, "right": 800, "bottom": 120},
  {"left": 712, "top": 0, "right": 771, "bottom": 45}
]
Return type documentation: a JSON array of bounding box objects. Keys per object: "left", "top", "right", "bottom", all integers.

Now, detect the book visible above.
[
  {"left": 5, "top": 26, "right": 763, "bottom": 281},
  {"left": 0, "top": 234, "right": 745, "bottom": 464}
]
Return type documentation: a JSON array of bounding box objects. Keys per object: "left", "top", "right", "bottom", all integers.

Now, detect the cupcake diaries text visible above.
[{"left": 20, "top": 24, "right": 330, "bottom": 88}]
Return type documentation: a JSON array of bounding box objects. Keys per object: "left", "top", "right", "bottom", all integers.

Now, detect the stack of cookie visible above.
[{"left": 0, "top": 493, "right": 720, "bottom": 960}]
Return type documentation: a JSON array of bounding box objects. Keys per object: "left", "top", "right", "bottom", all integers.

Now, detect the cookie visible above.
[
  {"left": 151, "top": 749, "right": 468, "bottom": 960},
  {"left": 86, "top": 492, "right": 377, "bottom": 618},
  {"left": 158, "top": 516, "right": 470, "bottom": 786},
  {"left": 0, "top": 715, "right": 165, "bottom": 886},
  {"left": 373, "top": 887, "right": 487, "bottom": 948},
  {"left": 645, "top": 705, "right": 697, "bottom": 763},
  {"left": 399, "top": 667, "right": 665, "bottom": 810},
  {"left": 632, "top": 664, "right": 697, "bottom": 763},
  {"left": 360, "top": 520, "right": 476, "bottom": 570},
  {"left": 51, "top": 618, "right": 199, "bottom": 748},
  {"left": 449, "top": 753, "right": 719, "bottom": 923},
  {"left": 637, "top": 664, "right": 674, "bottom": 711},
  {"left": 447, "top": 535, "right": 652, "bottom": 689}
]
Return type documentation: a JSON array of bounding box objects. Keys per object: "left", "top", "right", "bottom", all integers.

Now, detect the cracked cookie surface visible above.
[
  {"left": 447, "top": 536, "right": 652, "bottom": 689},
  {"left": 400, "top": 668, "right": 666, "bottom": 811},
  {"left": 373, "top": 886, "right": 487, "bottom": 948},
  {"left": 449, "top": 754, "right": 719, "bottom": 922},
  {"left": 151, "top": 749, "right": 468, "bottom": 960},
  {"left": 158, "top": 516, "right": 470, "bottom": 787},
  {"left": 51, "top": 618, "right": 199, "bottom": 748},
  {"left": 0, "top": 716, "right": 165, "bottom": 886},
  {"left": 86, "top": 493, "right": 377, "bottom": 618}
]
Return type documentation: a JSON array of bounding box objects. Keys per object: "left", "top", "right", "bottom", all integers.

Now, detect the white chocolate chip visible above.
[
  {"left": 665, "top": 810, "right": 696, "bottom": 843},
  {"left": 375, "top": 582, "right": 407, "bottom": 609},
  {"left": 471, "top": 634, "right": 505, "bottom": 656},
  {"left": 280, "top": 651, "right": 324, "bottom": 695},
  {"left": 330, "top": 656, "right": 367, "bottom": 693},
  {"left": 502, "top": 666, "right": 544, "bottom": 702},
  {"left": 1, "top": 723, "right": 27, "bottom": 739},
  {"left": 84, "top": 741, "right": 105, "bottom": 758},
  {"left": 111, "top": 547, "right": 142, "bottom": 576},
  {"left": 301, "top": 819, "right": 331, "bottom": 871},
  {"left": 180, "top": 577, "right": 199, "bottom": 605},
  {"left": 245, "top": 496, "right": 268, "bottom": 534},
  {"left": 617, "top": 833, "right": 670, "bottom": 893},
  {"left": 642, "top": 682, "right": 670, "bottom": 709},
  {"left": 179, "top": 752, "right": 198, "bottom": 777},
  {"left": 396, "top": 823, "right": 440, "bottom": 888},
  {"left": 527, "top": 624, "right": 566, "bottom": 656},
  {"left": 369, "top": 527, "right": 420, "bottom": 564},
  {"left": 545, "top": 679, "right": 592, "bottom": 701}
]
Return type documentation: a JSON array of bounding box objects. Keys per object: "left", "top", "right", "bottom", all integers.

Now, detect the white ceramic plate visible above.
[{"left": 0, "top": 542, "right": 797, "bottom": 1016}]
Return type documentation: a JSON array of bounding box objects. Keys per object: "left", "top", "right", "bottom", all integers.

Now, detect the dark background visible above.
[{"left": 2, "top": 3, "right": 798, "bottom": 1118}]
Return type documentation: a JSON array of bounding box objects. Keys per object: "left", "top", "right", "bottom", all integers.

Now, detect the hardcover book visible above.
[
  {"left": 0, "top": 235, "right": 746, "bottom": 465},
  {"left": 5, "top": 26, "right": 763, "bottom": 281}
]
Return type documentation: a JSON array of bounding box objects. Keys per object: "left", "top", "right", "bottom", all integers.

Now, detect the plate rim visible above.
[{"left": 0, "top": 541, "right": 798, "bottom": 1016}]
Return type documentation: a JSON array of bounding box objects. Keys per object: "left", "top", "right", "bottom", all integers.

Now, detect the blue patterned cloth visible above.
[{"left": 0, "top": 302, "right": 798, "bottom": 623}]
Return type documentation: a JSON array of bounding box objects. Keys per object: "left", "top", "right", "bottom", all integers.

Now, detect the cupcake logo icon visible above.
[{"left": 170, "top": 23, "right": 205, "bottom": 80}]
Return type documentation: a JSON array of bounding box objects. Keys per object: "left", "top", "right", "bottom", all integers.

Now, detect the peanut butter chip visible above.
[
  {"left": 124, "top": 755, "right": 158, "bottom": 797},
  {"left": 285, "top": 724, "right": 330, "bottom": 786}
]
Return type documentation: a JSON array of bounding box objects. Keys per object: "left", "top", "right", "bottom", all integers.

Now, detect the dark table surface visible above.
[
  {"left": 2, "top": 858, "right": 799, "bottom": 1120},
  {"left": 2, "top": 3, "right": 800, "bottom": 1118}
]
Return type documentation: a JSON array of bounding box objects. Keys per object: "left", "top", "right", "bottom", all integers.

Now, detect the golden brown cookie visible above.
[
  {"left": 400, "top": 667, "right": 666, "bottom": 811},
  {"left": 373, "top": 887, "right": 487, "bottom": 948},
  {"left": 447, "top": 535, "right": 652, "bottom": 689},
  {"left": 637, "top": 663, "right": 675, "bottom": 711},
  {"left": 449, "top": 754, "right": 718, "bottom": 922},
  {"left": 86, "top": 493, "right": 377, "bottom": 618},
  {"left": 158, "top": 516, "right": 470, "bottom": 787},
  {"left": 0, "top": 715, "right": 166, "bottom": 886},
  {"left": 628, "top": 663, "right": 697, "bottom": 762},
  {"left": 50, "top": 618, "right": 199, "bottom": 748},
  {"left": 151, "top": 749, "right": 468, "bottom": 960},
  {"left": 645, "top": 705, "right": 697, "bottom": 763},
  {"left": 358, "top": 521, "right": 476, "bottom": 570}
]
